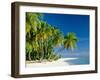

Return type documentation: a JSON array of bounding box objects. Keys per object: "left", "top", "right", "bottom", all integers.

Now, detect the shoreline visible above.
[{"left": 26, "top": 58, "right": 78, "bottom": 68}]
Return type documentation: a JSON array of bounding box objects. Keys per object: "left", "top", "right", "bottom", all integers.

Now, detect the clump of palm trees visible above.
[{"left": 26, "top": 12, "right": 78, "bottom": 62}]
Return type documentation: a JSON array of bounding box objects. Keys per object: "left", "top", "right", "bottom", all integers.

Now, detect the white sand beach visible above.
[{"left": 26, "top": 58, "right": 78, "bottom": 68}]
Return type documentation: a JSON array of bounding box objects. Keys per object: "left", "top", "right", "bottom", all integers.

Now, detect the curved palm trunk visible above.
[
  {"left": 44, "top": 41, "right": 48, "bottom": 58},
  {"left": 46, "top": 41, "right": 48, "bottom": 57},
  {"left": 41, "top": 41, "right": 44, "bottom": 61},
  {"left": 39, "top": 40, "right": 44, "bottom": 62},
  {"left": 28, "top": 52, "right": 31, "bottom": 61}
]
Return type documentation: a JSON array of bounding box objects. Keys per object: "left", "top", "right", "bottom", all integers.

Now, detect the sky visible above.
[
  {"left": 43, "top": 13, "right": 90, "bottom": 38},
  {"left": 42, "top": 13, "right": 90, "bottom": 54}
]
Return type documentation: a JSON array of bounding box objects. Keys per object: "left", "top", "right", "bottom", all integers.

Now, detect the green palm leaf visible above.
[{"left": 64, "top": 32, "right": 79, "bottom": 51}]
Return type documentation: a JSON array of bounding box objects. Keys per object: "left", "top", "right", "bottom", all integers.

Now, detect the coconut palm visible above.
[
  {"left": 26, "top": 42, "right": 33, "bottom": 61},
  {"left": 53, "top": 28, "right": 64, "bottom": 47},
  {"left": 26, "top": 12, "right": 79, "bottom": 62},
  {"left": 26, "top": 12, "right": 42, "bottom": 37},
  {"left": 33, "top": 21, "right": 47, "bottom": 61},
  {"left": 64, "top": 32, "right": 78, "bottom": 52},
  {"left": 26, "top": 13, "right": 43, "bottom": 61}
]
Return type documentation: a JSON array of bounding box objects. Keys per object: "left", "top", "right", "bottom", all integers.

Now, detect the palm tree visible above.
[
  {"left": 26, "top": 12, "right": 79, "bottom": 62},
  {"left": 34, "top": 22, "right": 47, "bottom": 61},
  {"left": 26, "top": 42, "right": 33, "bottom": 61},
  {"left": 26, "top": 13, "right": 43, "bottom": 61},
  {"left": 64, "top": 32, "right": 78, "bottom": 52},
  {"left": 53, "top": 31, "right": 64, "bottom": 47},
  {"left": 26, "top": 12, "right": 42, "bottom": 34}
]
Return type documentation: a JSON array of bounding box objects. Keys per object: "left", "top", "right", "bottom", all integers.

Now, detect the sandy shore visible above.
[{"left": 26, "top": 58, "right": 78, "bottom": 68}]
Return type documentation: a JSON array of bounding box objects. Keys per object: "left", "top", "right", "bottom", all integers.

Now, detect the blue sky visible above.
[
  {"left": 42, "top": 13, "right": 90, "bottom": 54},
  {"left": 43, "top": 13, "right": 89, "bottom": 38}
]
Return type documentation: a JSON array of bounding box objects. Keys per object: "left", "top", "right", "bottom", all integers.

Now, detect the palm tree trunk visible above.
[
  {"left": 46, "top": 40, "right": 48, "bottom": 54},
  {"left": 28, "top": 52, "right": 31, "bottom": 61},
  {"left": 44, "top": 41, "right": 47, "bottom": 58},
  {"left": 41, "top": 41, "right": 44, "bottom": 61},
  {"left": 39, "top": 40, "right": 44, "bottom": 62},
  {"left": 38, "top": 41, "right": 41, "bottom": 61}
]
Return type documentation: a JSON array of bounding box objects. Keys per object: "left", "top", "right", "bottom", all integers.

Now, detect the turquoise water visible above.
[
  {"left": 55, "top": 51, "right": 89, "bottom": 65},
  {"left": 54, "top": 39, "right": 90, "bottom": 65},
  {"left": 67, "top": 56, "right": 89, "bottom": 65},
  {"left": 54, "top": 38, "right": 90, "bottom": 65},
  {"left": 56, "top": 50, "right": 89, "bottom": 65}
]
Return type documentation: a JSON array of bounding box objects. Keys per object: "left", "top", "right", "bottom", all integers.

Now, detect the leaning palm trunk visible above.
[
  {"left": 28, "top": 52, "right": 31, "bottom": 61},
  {"left": 44, "top": 40, "right": 48, "bottom": 58},
  {"left": 46, "top": 42, "right": 48, "bottom": 57},
  {"left": 40, "top": 40, "right": 44, "bottom": 62},
  {"left": 38, "top": 41, "right": 41, "bottom": 61}
]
